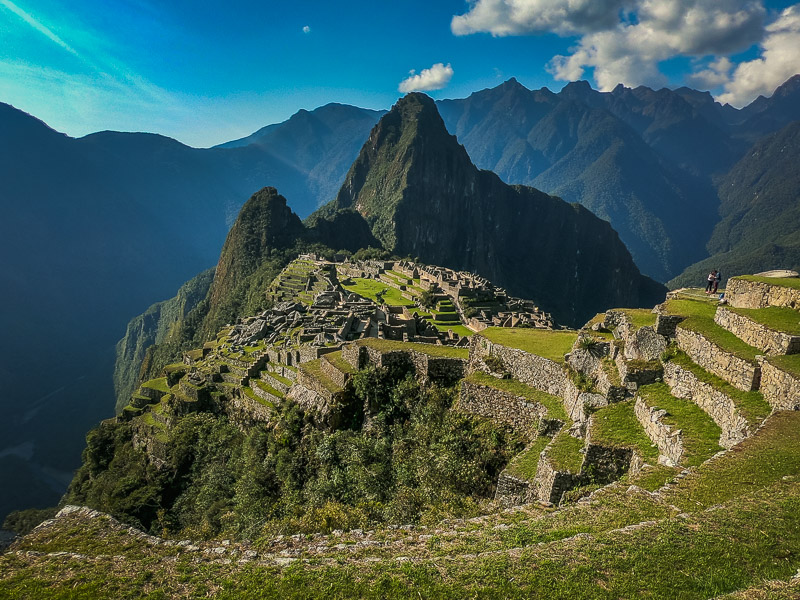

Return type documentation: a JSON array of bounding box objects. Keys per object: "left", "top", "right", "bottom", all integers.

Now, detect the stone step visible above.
[
  {"left": 260, "top": 371, "right": 291, "bottom": 394},
  {"left": 714, "top": 306, "right": 800, "bottom": 356},
  {"left": 675, "top": 320, "right": 762, "bottom": 392},
  {"left": 663, "top": 350, "right": 771, "bottom": 447},
  {"left": 250, "top": 379, "right": 285, "bottom": 405},
  {"left": 635, "top": 383, "right": 723, "bottom": 468}
]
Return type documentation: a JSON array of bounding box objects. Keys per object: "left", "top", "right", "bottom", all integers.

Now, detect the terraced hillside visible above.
[{"left": 5, "top": 274, "right": 800, "bottom": 597}]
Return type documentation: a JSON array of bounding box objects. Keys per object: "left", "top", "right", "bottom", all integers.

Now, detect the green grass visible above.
[
  {"left": 480, "top": 328, "right": 578, "bottom": 363},
  {"left": 664, "top": 410, "right": 800, "bottom": 511},
  {"left": 545, "top": 426, "right": 585, "bottom": 473},
  {"left": 638, "top": 383, "right": 723, "bottom": 467},
  {"left": 324, "top": 351, "right": 356, "bottom": 374},
  {"left": 265, "top": 370, "right": 293, "bottom": 387},
  {"left": 623, "top": 464, "right": 680, "bottom": 491},
  {"left": 341, "top": 278, "right": 415, "bottom": 307},
  {"left": 663, "top": 297, "right": 717, "bottom": 319},
  {"left": 667, "top": 350, "right": 771, "bottom": 424},
  {"left": 465, "top": 372, "right": 568, "bottom": 421},
  {"left": 355, "top": 338, "right": 468, "bottom": 359},
  {"left": 505, "top": 436, "right": 552, "bottom": 480},
  {"left": 767, "top": 353, "right": 800, "bottom": 378},
  {"left": 736, "top": 275, "right": 800, "bottom": 289},
  {"left": 251, "top": 379, "right": 285, "bottom": 400},
  {"left": 299, "top": 359, "right": 343, "bottom": 393},
  {"left": 431, "top": 323, "right": 474, "bottom": 337},
  {"left": 589, "top": 400, "right": 659, "bottom": 462},
  {"left": 243, "top": 385, "right": 277, "bottom": 408},
  {"left": 619, "top": 308, "right": 657, "bottom": 330},
  {"left": 678, "top": 316, "right": 763, "bottom": 363},
  {"left": 727, "top": 306, "right": 800, "bottom": 335}
]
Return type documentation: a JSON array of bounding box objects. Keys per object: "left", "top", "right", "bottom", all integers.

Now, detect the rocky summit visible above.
[{"left": 316, "top": 93, "right": 665, "bottom": 326}]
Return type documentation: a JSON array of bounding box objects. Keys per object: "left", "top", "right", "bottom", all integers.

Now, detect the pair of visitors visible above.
[{"left": 705, "top": 270, "right": 717, "bottom": 294}]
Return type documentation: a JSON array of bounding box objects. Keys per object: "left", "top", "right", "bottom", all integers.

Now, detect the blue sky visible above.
[{"left": 2, "top": 0, "right": 799, "bottom": 147}]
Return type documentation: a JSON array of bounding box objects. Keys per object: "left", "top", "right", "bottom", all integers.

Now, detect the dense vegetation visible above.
[{"left": 66, "top": 366, "right": 524, "bottom": 540}]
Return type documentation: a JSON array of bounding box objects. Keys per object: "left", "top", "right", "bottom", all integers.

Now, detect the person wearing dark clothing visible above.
[
  {"left": 706, "top": 270, "right": 717, "bottom": 294},
  {"left": 713, "top": 270, "right": 722, "bottom": 294}
]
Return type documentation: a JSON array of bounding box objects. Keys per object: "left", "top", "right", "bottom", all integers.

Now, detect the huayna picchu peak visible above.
[{"left": 317, "top": 92, "right": 665, "bottom": 327}]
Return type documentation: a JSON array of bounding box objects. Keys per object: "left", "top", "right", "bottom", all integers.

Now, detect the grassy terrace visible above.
[
  {"left": 666, "top": 297, "right": 763, "bottom": 363},
  {"left": 619, "top": 308, "right": 657, "bottom": 330},
  {"left": 667, "top": 349, "right": 771, "bottom": 424},
  {"left": 638, "top": 383, "right": 723, "bottom": 467},
  {"left": 263, "top": 370, "right": 293, "bottom": 387},
  {"left": 735, "top": 275, "right": 800, "bottom": 289},
  {"left": 299, "top": 359, "right": 343, "bottom": 393},
  {"left": 355, "top": 337, "right": 469, "bottom": 359},
  {"left": 545, "top": 425, "right": 585, "bottom": 473},
  {"left": 728, "top": 306, "right": 800, "bottom": 335},
  {"left": 243, "top": 385, "right": 277, "bottom": 408},
  {"left": 480, "top": 328, "right": 578, "bottom": 363},
  {"left": 504, "top": 435, "right": 552, "bottom": 481},
  {"left": 767, "top": 353, "right": 800, "bottom": 378},
  {"left": 324, "top": 350, "right": 356, "bottom": 374},
  {"left": 465, "top": 371, "right": 568, "bottom": 421},
  {"left": 342, "top": 278, "right": 415, "bottom": 306},
  {"left": 252, "top": 379, "right": 285, "bottom": 399},
  {"left": 589, "top": 400, "right": 659, "bottom": 463}
]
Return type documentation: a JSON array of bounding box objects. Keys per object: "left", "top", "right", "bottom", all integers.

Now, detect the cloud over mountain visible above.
[
  {"left": 399, "top": 63, "right": 454, "bottom": 93},
  {"left": 451, "top": 0, "right": 795, "bottom": 104}
]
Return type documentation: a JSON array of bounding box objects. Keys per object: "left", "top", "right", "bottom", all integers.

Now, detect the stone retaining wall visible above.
[
  {"left": 655, "top": 314, "right": 685, "bottom": 337},
  {"left": 495, "top": 473, "right": 536, "bottom": 506},
  {"left": 458, "top": 380, "right": 548, "bottom": 435},
  {"left": 760, "top": 360, "right": 800, "bottom": 411},
  {"left": 470, "top": 335, "right": 567, "bottom": 397},
  {"left": 533, "top": 454, "right": 581, "bottom": 505},
  {"left": 676, "top": 326, "right": 761, "bottom": 391},
  {"left": 228, "top": 392, "right": 273, "bottom": 427},
  {"left": 715, "top": 307, "right": 800, "bottom": 355},
  {"left": 727, "top": 278, "right": 800, "bottom": 310},
  {"left": 320, "top": 356, "right": 350, "bottom": 389},
  {"left": 296, "top": 368, "right": 338, "bottom": 404},
  {"left": 663, "top": 360, "right": 753, "bottom": 447},
  {"left": 634, "top": 396, "right": 684, "bottom": 466}
]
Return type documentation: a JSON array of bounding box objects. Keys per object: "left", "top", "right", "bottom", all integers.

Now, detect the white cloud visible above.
[
  {"left": 0, "top": 0, "right": 79, "bottom": 55},
  {"left": 302, "top": 25, "right": 311, "bottom": 34},
  {"left": 452, "top": 0, "right": 627, "bottom": 36},
  {"left": 454, "top": 0, "right": 771, "bottom": 94},
  {"left": 688, "top": 57, "right": 734, "bottom": 88},
  {"left": 716, "top": 5, "right": 800, "bottom": 106},
  {"left": 398, "top": 63, "right": 454, "bottom": 93}
]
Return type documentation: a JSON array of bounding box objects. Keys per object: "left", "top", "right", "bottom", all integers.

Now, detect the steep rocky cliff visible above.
[{"left": 318, "top": 93, "right": 665, "bottom": 326}]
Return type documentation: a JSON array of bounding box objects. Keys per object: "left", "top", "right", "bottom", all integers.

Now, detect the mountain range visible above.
[{"left": 2, "top": 74, "right": 799, "bottom": 522}]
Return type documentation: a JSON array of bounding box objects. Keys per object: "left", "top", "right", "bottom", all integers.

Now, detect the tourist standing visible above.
[
  {"left": 713, "top": 270, "right": 722, "bottom": 294},
  {"left": 706, "top": 270, "right": 716, "bottom": 294}
]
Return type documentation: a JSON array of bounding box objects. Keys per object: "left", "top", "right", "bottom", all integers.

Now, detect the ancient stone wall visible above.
[
  {"left": 655, "top": 314, "right": 685, "bottom": 337},
  {"left": 663, "top": 360, "right": 753, "bottom": 447},
  {"left": 634, "top": 396, "right": 683, "bottom": 466},
  {"left": 533, "top": 454, "right": 580, "bottom": 505},
  {"left": 296, "top": 368, "right": 337, "bottom": 404},
  {"left": 321, "top": 357, "right": 350, "bottom": 389},
  {"left": 727, "top": 278, "right": 800, "bottom": 310},
  {"left": 458, "top": 380, "right": 548, "bottom": 435},
  {"left": 760, "top": 361, "right": 800, "bottom": 411},
  {"left": 495, "top": 473, "right": 536, "bottom": 506},
  {"left": 676, "top": 326, "right": 761, "bottom": 391},
  {"left": 715, "top": 307, "right": 800, "bottom": 355},
  {"left": 469, "top": 335, "right": 567, "bottom": 397}
]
